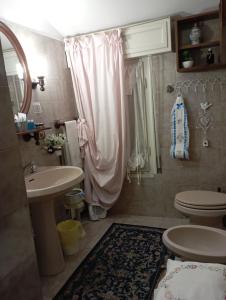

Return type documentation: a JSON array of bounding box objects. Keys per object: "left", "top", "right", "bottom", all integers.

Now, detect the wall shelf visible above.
[
  {"left": 177, "top": 10, "right": 219, "bottom": 23},
  {"left": 16, "top": 126, "right": 51, "bottom": 145},
  {"left": 177, "top": 63, "right": 226, "bottom": 73},
  {"left": 175, "top": 0, "right": 226, "bottom": 72},
  {"left": 179, "top": 40, "right": 220, "bottom": 51}
]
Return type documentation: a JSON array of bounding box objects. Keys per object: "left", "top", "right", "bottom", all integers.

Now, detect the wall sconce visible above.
[{"left": 32, "top": 76, "right": 45, "bottom": 91}]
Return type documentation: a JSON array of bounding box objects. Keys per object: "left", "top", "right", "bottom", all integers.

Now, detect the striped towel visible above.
[{"left": 170, "top": 96, "right": 189, "bottom": 160}]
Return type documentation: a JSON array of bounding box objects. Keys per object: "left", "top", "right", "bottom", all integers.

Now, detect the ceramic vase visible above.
[{"left": 189, "top": 23, "right": 201, "bottom": 45}]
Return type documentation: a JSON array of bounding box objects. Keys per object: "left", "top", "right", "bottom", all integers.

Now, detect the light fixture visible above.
[{"left": 32, "top": 76, "right": 45, "bottom": 91}]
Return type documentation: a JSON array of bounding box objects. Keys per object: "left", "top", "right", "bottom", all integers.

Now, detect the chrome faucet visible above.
[{"left": 23, "top": 161, "right": 37, "bottom": 174}]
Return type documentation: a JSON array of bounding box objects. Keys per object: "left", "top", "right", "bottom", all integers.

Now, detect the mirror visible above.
[{"left": 0, "top": 21, "right": 32, "bottom": 114}]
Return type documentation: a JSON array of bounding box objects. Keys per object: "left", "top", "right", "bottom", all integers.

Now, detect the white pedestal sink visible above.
[{"left": 25, "top": 166, "right": 84, "bottom": 276}]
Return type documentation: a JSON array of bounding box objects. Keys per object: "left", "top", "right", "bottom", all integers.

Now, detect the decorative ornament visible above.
[
  {"left": 189, "top": 23, "right": 201, "bottom": 45},
  {"left": 206, "top": 48, "right": 215, "bottom": 64},
  {"left": 197, "top": 102, "right": 213, "bottom": 147}
]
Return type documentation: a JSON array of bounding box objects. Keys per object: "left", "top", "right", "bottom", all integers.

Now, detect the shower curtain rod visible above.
[{"left": 65, "top": 16, "right": 170, "bottom": 39}]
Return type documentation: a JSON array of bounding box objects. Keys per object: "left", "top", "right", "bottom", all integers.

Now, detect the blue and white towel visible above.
[{"left": 170, "top": 96, "right": 189, "bottom": 160}]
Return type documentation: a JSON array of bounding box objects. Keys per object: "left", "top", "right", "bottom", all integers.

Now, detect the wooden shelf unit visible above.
[
  {"left": 16, "top": 126, "right": 51, "bottom": 145},
  {"left": 179, "top": 40, "right": 220, "bottom": 51},
  {"left": 176, "top": 63, "right": 226, "bottom": 73},
  {"left": 175, "top": 1, "right": 226, "bottom": 72},
  {"left": 16, "top": 126, "right": 51, "bottom": 136}
]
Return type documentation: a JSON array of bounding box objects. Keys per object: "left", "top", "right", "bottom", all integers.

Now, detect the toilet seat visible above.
[
  {"left": 175, "top": 190, "right": 226, "bottom": 207},
  {"left": 174, "top": 190, "right": 226, "bottom": 227},
  {"left": 174, "top": 200, "right": 226, "bottom": 217},
  {"left": 175, "top": 199, "right": 226, "bottom": 210}
]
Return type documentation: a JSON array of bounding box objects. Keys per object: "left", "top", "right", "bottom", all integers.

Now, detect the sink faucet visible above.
[{"left": 23, "top": 161, "right": 37, "bottom": 174}]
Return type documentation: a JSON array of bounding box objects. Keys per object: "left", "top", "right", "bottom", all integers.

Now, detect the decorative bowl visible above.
[{"left": 182, "top": 60, "right": 194, "bottom": 68}]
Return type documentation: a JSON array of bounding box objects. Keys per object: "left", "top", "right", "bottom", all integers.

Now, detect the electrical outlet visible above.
[
  {"left": 202, "top": 139, "right": 209, "bottom": 147},
  {"left": 32, "top": 102, "right": 42, "bottom": 114}
]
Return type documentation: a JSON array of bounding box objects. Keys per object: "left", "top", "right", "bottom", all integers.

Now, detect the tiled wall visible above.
[
  {"left": 6, "top": 21, "right": 77, "bottom": 167},
  {"left": 112, "top": 52, "right": 226, "bottom": 217},
  {"left": 4, "top": 20, "right": 226, "bottom": 220},
  {"left": 0, "top": 37, "right": 42, "bottom": 300},
  {"left": 6, "top": 22, "right": 78, "bottom": 220}
]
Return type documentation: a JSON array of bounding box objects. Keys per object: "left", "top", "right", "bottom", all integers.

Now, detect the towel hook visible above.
[{"left": 176, "top": 87, "right": 182, "bottom": 97}]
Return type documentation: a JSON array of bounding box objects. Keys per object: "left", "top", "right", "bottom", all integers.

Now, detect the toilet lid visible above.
[
  {"left": 175, "top": 191, "right": 226, "bottom": 207},
  {"left": 175, "top": 199, "right": 226, "bottom": 210}
]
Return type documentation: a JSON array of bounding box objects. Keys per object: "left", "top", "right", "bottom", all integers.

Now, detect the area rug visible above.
[{"left": 54, "top": 223, "right": 168, "bottom": 300}]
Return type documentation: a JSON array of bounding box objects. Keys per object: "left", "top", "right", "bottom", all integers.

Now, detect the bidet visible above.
[{"left": 163, "top": 225, "right": 226, "bottom": 263}]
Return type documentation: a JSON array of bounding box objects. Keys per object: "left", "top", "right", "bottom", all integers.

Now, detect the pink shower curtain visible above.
[{"left": 65, "top": 30, "right": 127, "bottom": 208}]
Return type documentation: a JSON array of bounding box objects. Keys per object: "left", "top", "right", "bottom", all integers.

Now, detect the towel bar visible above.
[{"left": 54, "top": 118, "right": 79, "bottom": 129}]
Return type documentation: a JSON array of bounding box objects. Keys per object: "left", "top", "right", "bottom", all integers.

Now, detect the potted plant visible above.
[
  {"left": 181, "top": 50, "right": 194, "bottom": 68},
  {"left": 43, "top": 133, "right": 66, "bottom": 154}
]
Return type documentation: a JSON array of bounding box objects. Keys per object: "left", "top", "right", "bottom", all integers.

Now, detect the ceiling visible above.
[{"left": 0, "top": 0, "right": 219, "bottom": 40}]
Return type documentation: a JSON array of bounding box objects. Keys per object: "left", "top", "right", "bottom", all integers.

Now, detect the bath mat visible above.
[{"left": 54, "top": 223, "right": 168, "bottom": 300}]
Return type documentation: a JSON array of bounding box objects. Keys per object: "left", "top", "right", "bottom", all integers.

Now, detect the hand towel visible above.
[
  {"left": 64, "top": 121, "right": 82, "bottom": 168},
  {"left": 170, "top": 96, "right": 189, "bottom": 160}
]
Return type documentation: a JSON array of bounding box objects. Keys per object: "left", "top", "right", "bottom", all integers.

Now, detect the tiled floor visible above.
[{"left": 41, "top": 214, "right": 189, "bottom": 300}]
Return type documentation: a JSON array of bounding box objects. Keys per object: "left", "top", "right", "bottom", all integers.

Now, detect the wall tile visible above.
[
  {"left": 0, "top": 206, "right": 36, "bottom": 279},
  {"left": 112, "top": 53, "right": 226, "bottom": 217},
  {"left": 0, "top": 146, "right": 27, "bottom": 219},
  {"left": 0, "top": 254, "right": 42, "bottom": 300},
  {"left": 0, "top": 85, "right": 18, "bottom": 151},
  {"left": 0, "top": 31, "right": 42, "bottom": 299},
  {"left": 0, "top": 41, "right": 18, "bottom": 150},
  {"left": 6, "top": 22, "right": 77, "bottom": 167}
]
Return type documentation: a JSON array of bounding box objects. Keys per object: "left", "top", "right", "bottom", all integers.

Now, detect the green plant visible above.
[
  {"left": 43, "top": 133, "right": 66, "bottom": 148},
  {"left": 182, "top": 50, "right": 193, "bottom": 61}
]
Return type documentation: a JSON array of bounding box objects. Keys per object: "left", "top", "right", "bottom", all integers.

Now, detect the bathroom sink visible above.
[
  {"left": 25, "top": 166, "right": 84, "bottom": 201},
  {"left": 25, "top": 166, "right": 84, "bottom": 276}
]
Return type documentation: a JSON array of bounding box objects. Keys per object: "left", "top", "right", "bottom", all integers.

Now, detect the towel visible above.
[
  {"left": 170, "top": 96, "right": 189, "bottom": 160},
  {"left": 64, "top": 121, "right": 82, "bottom": 168}
]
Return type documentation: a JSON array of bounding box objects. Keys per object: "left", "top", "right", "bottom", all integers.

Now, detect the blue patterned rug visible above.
[{"left": 54, "top": 223, "right": 167, "bottom": 300}]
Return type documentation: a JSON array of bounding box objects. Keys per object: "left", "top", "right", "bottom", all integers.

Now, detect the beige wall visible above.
[
  {"left": 6, "top": 21, "right": 77, "bottom": 167},
  {"left": 4, "top": 21, "right": 226, "bottom": 220},
  {"left": 0, "top": 36, "right": 42, "bottom": 300},
  {"left": 0, "top": 21, "right": 78, "bottom": 298},
  {"left": 112, "top": 52, "right": 226, "bottom": 217},
  {"left": 7, "top": 22, "right": 78, "bottom": 219}
]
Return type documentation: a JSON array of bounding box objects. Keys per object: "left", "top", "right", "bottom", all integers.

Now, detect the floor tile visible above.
[{"left": 41, "top": 214, "right": 188, "bottom": 299}]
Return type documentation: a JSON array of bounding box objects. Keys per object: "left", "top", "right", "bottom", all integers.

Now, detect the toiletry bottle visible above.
[
  {"left": 27, "top": 120, "right": 35, "bottom": 130},
  {"left": 206, "top": 48, "right": 214, "bottom": 64},
  {"left": 14, "top": 114, "right": 19, "bottom": 132}
]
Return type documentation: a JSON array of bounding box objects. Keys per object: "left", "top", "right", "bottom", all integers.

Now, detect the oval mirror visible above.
[{"left": 0, "top": 21, "right": 32, "bottom": 114}]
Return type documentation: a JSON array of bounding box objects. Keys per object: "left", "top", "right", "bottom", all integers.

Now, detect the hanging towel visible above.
[
  {"left": 64, "top": 121, "right": 82, "bottom": 168},
  {"left": 170, "top": 96, "right": 189, "bottom": 160}
]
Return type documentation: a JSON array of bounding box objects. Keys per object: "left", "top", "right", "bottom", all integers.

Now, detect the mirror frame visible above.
[{"left": 0, "top": 21, "right": 32, "bottom": 114}]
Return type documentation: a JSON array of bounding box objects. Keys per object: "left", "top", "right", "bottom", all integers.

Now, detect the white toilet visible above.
[{"left": 175, "top": 190, "right": 226, "bottom": 228}]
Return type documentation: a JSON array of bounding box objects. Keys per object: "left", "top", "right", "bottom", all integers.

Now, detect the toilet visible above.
[
  {"left": 163, "top": 225, "right": 226, "bottom": 263},
  {"left": 175, "top": 190, "right": 226, "bottom": 228}
]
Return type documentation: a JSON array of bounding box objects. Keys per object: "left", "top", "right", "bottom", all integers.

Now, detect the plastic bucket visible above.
[
  {"left": 57, "top": 220, "right": 85, "bottom": 255},
  {"left": 65, "top": 188, "right": 85, "bottom": 207}
]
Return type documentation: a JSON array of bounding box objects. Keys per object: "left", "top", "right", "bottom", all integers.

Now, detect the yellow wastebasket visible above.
[{"left": 57, "top": 220, "right": 85, "bottom": 255}]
